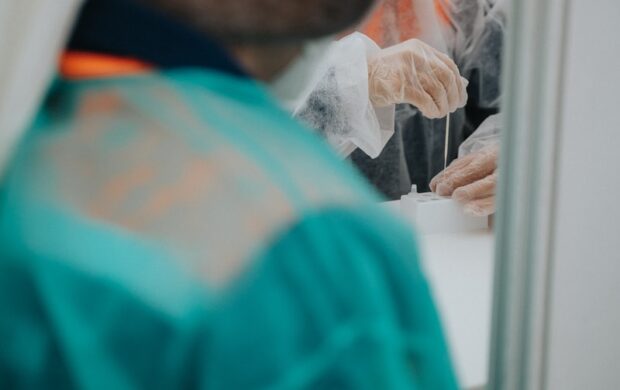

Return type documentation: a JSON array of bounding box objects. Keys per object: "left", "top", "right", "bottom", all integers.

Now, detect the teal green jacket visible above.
[{"left": 0, "top": 70, "right": 458, "bottom": 389}]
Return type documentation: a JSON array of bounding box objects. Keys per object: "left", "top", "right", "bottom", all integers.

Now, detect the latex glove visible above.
[
  {"left": 368, "top": 38, "right": 468, "bottom": 119},
  {"left": 430, "top": 144, "right": 499, "bottom": 216}
]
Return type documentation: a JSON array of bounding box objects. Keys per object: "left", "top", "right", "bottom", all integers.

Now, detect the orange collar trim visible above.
[{"left": 60, "top": 52, "right": 153, "bottom": 79}]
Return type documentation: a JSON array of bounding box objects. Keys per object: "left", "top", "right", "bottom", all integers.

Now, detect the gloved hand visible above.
[
  {"left": 430, "top": 144, "right": 499, "bottom": 216},
  {"left": 368, "top": 38, "right": 468, "bottom": 119}
]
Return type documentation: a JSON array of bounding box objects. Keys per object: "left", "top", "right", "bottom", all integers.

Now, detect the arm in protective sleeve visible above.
[{"left": 207, "top": 207, "right": 459, "bottom": 389}]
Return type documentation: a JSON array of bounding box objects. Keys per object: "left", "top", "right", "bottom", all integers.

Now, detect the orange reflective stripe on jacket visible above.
[
  {"left": 60, "top": 52, "right": 153, "bottom": 79},
  {"left": 363, "top": 0, "right": 452, "bottom": 47},
  {"left": 434, "top": 0, "right": 452, "bottom": 26}
]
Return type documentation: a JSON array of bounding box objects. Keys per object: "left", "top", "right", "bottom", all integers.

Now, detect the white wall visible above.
[
  {"left": 0, "top": 0, "right": 81, "bottom": 174},
  {"left": 546, "top": 0, "right": 620, "bottom": 388}
]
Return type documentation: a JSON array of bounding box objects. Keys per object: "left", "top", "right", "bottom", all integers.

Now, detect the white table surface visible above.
[{"left": 382, "top": 201, "right": 495, "bottom": 389}]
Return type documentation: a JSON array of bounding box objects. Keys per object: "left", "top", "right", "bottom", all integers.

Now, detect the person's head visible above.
[
  {"left": 140, "top": 0, "right": 378, "bottom": 79},
  {"left": 142, "top": 0, "right": 377, "bottom": 43}
]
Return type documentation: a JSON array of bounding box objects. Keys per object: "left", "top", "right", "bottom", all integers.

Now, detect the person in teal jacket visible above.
[{"left": 0, "top": 0, "right": 458, "bottom": 388}]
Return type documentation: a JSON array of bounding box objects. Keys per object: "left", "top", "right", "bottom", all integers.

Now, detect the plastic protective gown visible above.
[
  {"left": 354, "top": 0, "right": 507, "bottom": 198},
  {"left": 0, "top": 1, "right": 458, "bottom": 388},
  {"left": 297, "top": 0, "right": 507, "bottom": 199}
]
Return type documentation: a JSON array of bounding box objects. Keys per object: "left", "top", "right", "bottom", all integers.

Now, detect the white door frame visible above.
[{"left": 489, "top": 0, "right": 572, "bottom": 389}]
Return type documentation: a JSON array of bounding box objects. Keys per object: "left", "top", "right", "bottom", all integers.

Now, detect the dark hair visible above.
[{"left": 140, "top": 0, "right": 376, "bottom": 44}]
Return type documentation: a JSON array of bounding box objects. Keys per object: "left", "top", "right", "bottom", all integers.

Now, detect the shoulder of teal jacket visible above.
[
  {"left": 34, "top": 68, "right": 378, "bottom": 206},
  {"left": 2, "top": 67, "right": 428, "bottom": 287}
]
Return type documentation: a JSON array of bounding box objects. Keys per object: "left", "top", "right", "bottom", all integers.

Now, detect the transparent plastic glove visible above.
[
  {"left": 368, "top": 38, "right": 468, "bottom": 119},
  {"left": 430, "top": 144, "right": 499, "bottom": 216}
]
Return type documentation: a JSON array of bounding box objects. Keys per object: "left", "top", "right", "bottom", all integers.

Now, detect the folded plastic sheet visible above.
[{"left": 295, "top": 33, "right": 396, "bottom": 159}]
